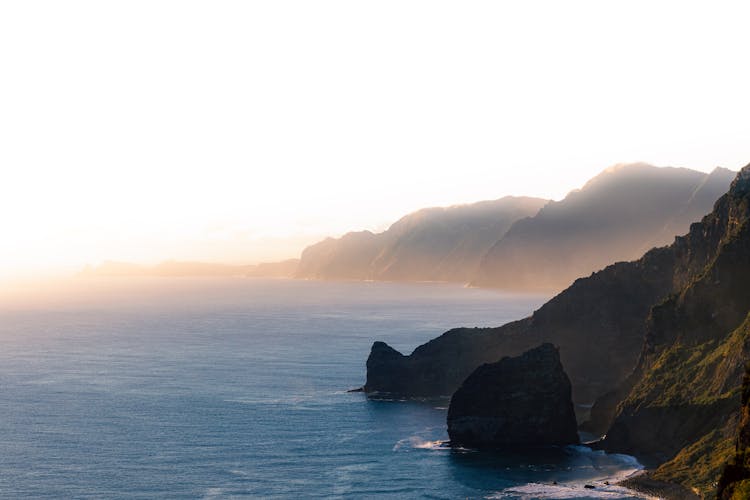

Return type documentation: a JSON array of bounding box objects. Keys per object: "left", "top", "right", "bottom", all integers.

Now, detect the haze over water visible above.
[{"left": 0, "top": 278, "right": 649, "bottom": 498}]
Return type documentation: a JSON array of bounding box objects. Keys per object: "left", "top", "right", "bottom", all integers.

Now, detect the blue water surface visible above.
[{"left": 0, "top": 278, "right": 647, "bottom": 498}]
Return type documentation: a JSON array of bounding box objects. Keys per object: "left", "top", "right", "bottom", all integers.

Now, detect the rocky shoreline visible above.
[
  {"left": 617, "top": 472, "right": 700, "bottom": 500},
  {"left": 361, "top": 164, "right": 750, "bottom": 496}
]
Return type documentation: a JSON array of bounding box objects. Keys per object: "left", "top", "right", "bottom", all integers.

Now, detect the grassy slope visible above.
[
  {"left": 624, "top": 316, "right": 750, "bottom": 497},
  {"left": 607, "top": 168, "right": 750, "bottom": 498}
]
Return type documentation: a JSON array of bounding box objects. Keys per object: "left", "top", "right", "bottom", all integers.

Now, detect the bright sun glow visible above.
[{"left": 1, "top": 0, "right": 749, "bottom": 279}]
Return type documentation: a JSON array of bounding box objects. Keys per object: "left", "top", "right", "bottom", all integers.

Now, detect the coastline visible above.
[
  {"left": 496, "top": 456, "right": 657, "bottom": 499},
  {"left": 617, "top": 471, "right": 700, "bottom": 500}
]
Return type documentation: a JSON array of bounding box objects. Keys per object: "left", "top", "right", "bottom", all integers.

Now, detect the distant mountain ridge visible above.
[
  {"left": 295, "top": 196, "right": 548, "bottom": 283},
  {"left": 79, "top": 259, "right": 299, "bottom": 278},
  {"left": 594, "top": 165, "right": 750, "bottom": 495},
  {"left": 472, "top": 163, "right": 736, "bottom": 290},
  {"left": 297, "top": 164, "right": 735, "bottom": 291},
  {"left": 363, "top": 164, "right": 750, "bottom": 497}
]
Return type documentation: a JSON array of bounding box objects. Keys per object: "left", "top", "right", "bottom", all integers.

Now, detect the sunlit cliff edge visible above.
[{"left": 364, "top": 164, "right": 750, "bottom": 498}]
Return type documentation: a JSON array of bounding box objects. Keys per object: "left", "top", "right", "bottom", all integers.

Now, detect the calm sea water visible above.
[{"left": 0, "top": 278, "right": 649, "bottom": 499}]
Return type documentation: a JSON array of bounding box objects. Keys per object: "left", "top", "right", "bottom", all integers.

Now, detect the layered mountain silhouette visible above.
[
  {"left": 364, "top": 164, "right": 750, "bottom": 497},
  {"left": 473, "top": 163, "right": 735, "bottom": 290},
  {"left": 595, "top": 166, "right": 750, "bottom": 495},
  {"left": 297, "top": 164, "right": 734, "bottom": 291},
  {"left": 295, "top": 196, "right": 548, "bottom": 282}
]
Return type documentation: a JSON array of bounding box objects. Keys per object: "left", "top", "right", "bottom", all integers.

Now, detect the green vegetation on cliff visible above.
[
  {"left": 717, "top": 363, "right": 750, "bottom": 499},
  {"left": 364, "top": 164, "right": 750, "bottom": 499},
  {"left": 599, "top": 166, "right": 750, "bottom": 498}
]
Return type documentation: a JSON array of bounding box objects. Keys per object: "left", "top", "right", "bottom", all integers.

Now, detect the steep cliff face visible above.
[
  {"left": 472, "top": 164, "right": 735, "bottom": 291},
  {"left": 717, "top": 364, "right": 750, "bottom": 499},
  {"left": 596, "top": 166, "right": 750, "bottom": 497},
  {"left": 447, "top": 344, "right": 579, "bottom": 448},
  {"left": 365, "top": 167, "right": 745, "bottom": 406},
  {"left": 294, "top": 231, "right": 383, "bottom": 280},
  {"left": 295, "top": 196, "right": 547, "bottom": 283},
  {"left": 364, "top": 165, "right": 750, "bottom": 496},
  {"left": 365, "top": 244, "right": 679, "bottom": 403}
]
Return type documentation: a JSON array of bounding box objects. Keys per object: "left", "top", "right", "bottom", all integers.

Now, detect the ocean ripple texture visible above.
[{"left": 0, "top": 278, "right": 649, "bottom": 499}]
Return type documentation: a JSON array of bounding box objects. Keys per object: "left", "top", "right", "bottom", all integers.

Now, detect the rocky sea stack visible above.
[{"left": 447, "top": 343, "right": 579, "bottom": 448}]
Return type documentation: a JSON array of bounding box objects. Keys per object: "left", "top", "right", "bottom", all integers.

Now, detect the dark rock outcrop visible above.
[
  {"left": 364, "top": 166, "right": 742, "bottom": 407},
  {"left": 447, "top": 344, "right": 579, "bottom": 448},
  {"left": 365, "top": 163, "right": 750, "bottom": 497},
  {"left": 364, "top": 244, "right": 678, "bottom": 403}
]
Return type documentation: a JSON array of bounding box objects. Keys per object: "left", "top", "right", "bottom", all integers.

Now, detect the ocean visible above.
[{"left": 0, "top": 278, "right": 650, "bottom": 499}]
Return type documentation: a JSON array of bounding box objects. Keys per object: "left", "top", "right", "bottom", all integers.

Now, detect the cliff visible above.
[
  {"left": 596, "top": 165, "right": 750, "bottom": 497},
  {"left": 364, "top": 164, "right": 750, "bottom": 497},
  {"left": 472, "top": 164, "right": 735, "bottom": 291},
  {"left": 447, "top": 343, "right": 579, "bottom": 448},
  {"left": 295, "top": 196, "right": 547, "bottom": 283},
  {"left": 717, "top": 364, "right": 750, "bottom": 499},
  {"left": 364, "top": 167, "right": 739, "bottom": 405},
  {"left": 364, "top": 243, "right": 679, "bottom": 403}
]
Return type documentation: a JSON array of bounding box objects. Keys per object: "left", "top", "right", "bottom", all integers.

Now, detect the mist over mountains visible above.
[
  {"left": 363, "top": 164, "right": 750, "bottom": 497},
  {"left": 80, "top": 259, "right": 299, "bottom": 278},
  {"left": 295, "top": 196, "right": 548, "bottom": 283},
  {"left": 83, "top": 163, "right": 735, "bottom": 297},
  {"left": 474, "top": 164, "right": 735, "bottom": 290},
  {"left": 297, "top": 163, "right": 735, "bottom": 291}
]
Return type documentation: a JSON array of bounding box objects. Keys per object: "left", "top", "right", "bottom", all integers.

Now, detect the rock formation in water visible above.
[
  {"left": 364, "top": 167, "right": 742, "bottom": 403},
  {"left": 295, "top": 196, "right": 549, "bottom": 282},
  {"left": 447, "top": 343, "right": 579, "bottom": 448},
  {"left": 365, "top": 163, "right": 750, "bottom": 497},
  {"left": 472, "top": 163, "right": 735, "bottom": 291},
  {"left": 364, "top": 244, "right": 678, "bottom": 403}
]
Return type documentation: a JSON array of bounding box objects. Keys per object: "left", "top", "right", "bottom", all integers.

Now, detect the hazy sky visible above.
[{"left": 2, "top": 1, "right": 749, "bottom": 279}]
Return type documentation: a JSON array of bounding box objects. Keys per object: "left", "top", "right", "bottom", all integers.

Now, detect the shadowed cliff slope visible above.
[
  {"left": 365, "top": 245, "right": 677, "bottom": 403},
  {"left": 364, "top": 166, "right": 746, "bottom": 414},
  {"left": 592, "top": 166, "right": 750, "bottom": 498},
  {"left": 295, "top": 196, "right": 547, "bottom": 282},
  {"left": 717, "top": 364, "right": 750, "bottom": 499},
  {"left": 472, "top": 163, "right": 735, "bottom": 291},
  {"left": 362, "top": 165, "right": 749, "bottom": 497}
]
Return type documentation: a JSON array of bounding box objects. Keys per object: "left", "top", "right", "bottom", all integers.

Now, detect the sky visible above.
[{"left": 1, "top": 1, "right": 749, "bottom": 279}]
